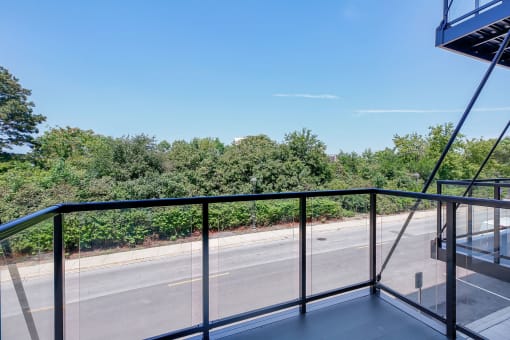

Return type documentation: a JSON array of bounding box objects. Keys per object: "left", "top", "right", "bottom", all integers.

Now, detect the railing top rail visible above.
[
  {"left": 446, "top": 0, "right": 503, "bottom": 26},
  {"left": 58, "top": 188, "right": 373, "bottom": 213},
  {"left": 437, "top": 179, "right": 510, "bottom": 187},
  {"left": 442, "top": 177, "right": 510, "bottom": 182},
  {"left": 0, "top": 205, "right": 61, "bottom": 240},
  {"left": 2, "top": 187, "right": 510, "bottom": 241},
  {"left": 376, "top": 188, "right": 510, "bottom": 208}
]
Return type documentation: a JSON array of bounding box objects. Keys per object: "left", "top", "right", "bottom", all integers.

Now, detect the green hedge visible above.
[{"left": 5, "top": 196, "right": 430, "bottom": 256}]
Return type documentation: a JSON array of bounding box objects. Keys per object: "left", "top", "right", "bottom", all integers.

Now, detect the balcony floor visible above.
[{"left": 215, "top": 294, "right": 447, "bottom": 340}]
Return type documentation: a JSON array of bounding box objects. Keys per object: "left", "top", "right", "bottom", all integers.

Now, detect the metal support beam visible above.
[
  {"left": 202, "top": 203, "right": 210, "bottom": 340},
  {"left": 446, "top": 202, "right": 457, "bottom": 339},
  {"left": 424, "top": 30, "right": 510, "bottom": 197},
  {"left": 437, "top": 182, "right": 443, "bottom": 248},
  {"left": 54, "top": 214, "right": 65, "bottom": 340},
  {"left": 299, "top": 196, "right": 307, "bottom": 314},
  {"left": 369, "top": 193, "right": 377, "bottom": 294},
  {"left": 379, "top": 30, "right": 510, "bottom": 278},
  {"left": 442, "top": 0, "right": 450, "bottom": 27}
]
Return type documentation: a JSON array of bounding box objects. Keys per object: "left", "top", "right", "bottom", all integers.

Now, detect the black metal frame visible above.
[
  {"left": 2, "top": 188, "right": 510, "bottom": 340},
  {"left": 442, "top": 0, "right": 504, "bottom": 27},
  {"left": 435, "top": 179, "right": 510, "bottom": 285}
]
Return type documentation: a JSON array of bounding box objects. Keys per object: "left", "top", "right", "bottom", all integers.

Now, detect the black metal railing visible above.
[
  {"left": 442, "top": 0, "right": 504, "bottom": 27},
  {"left": 1, "top": 188, "right": 509, "bottom": 340},
  {"left": 437, "top": 179, "right": 510, "bottom": 264}
]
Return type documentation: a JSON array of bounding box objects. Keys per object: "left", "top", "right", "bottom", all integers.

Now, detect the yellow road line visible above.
[
  {"left": 30, "top": 305, "right": 54, "bottom": 313},
  {"left": 168, "top": 272, "right": 230, "bottom": 288},
  {"left": 29, "top": 273, "right": 230, "bottom": 313}
]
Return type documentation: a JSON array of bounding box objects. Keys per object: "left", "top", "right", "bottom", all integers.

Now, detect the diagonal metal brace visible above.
[{"left": 378, "top": 29, "right": 510, "bottom": 278}]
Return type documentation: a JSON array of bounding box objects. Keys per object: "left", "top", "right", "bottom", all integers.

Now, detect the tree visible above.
[
  {"left": 0, "top": 66, "right": 46, "bottom": 152},
  {"left": 166, "top": 138, "right": 224, "bottom": 195},
  {"left": 425, "top": 123, "right": 464, "bottom": 180},
  {"left": 110, "top": 135, "right": 164, "bottom": 181},
  {"left": 283, "top": 129, "right": 332, "bottom": 187},
  {"left": 217, "top": 135, "right": 284, "bottom": 194}
]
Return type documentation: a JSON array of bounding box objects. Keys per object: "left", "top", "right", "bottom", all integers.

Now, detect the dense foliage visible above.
[
  {"left": 1, "top": 124, "right": 509, "bottom": 255},
  {"left": 1, "top": 67, "right": 509, "bottom": 255}
]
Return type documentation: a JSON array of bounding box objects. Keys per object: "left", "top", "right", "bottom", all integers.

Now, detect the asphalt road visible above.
[{"left": 2, "top": 208, "right": 510, "bottom": 340}]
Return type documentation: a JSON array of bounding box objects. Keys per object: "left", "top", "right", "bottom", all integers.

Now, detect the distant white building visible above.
[{"left": 234, "top": 137, "right": 246, "bottom": 145}]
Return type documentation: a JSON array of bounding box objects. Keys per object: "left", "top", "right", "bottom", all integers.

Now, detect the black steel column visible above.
[
  {"left": 299, "top": 196, "right": 307, "bottom": 314},
  {"left": 369, "top": 193, "right": 377, "bottom": 293},
  {"left": 54, "top": 214, "right": 65, "bottom": 340},
  {"left": 446, "top": 202, "right": 456, "bottom": 339},
  {"left": 202, "top": 204, "right": 210, "bottom": 340},
  {"left": 494, "top": 184, "right": 501, "bottom": 264},
  {"left": 437, "top": 182, "right": 443, "bottom": 248}
]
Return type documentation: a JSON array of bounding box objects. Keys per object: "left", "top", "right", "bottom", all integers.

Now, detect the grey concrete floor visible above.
[{"left": 220, "top": 295, "right": 447, "bottom": 340}]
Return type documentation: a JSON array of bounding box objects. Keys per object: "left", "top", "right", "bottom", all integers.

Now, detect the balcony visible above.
[
  {"left": 436, "top": 0, "right": 510, "bottom": 67},
  {"left": 1, "top": 188, "right": 510, "bottom": 339}
]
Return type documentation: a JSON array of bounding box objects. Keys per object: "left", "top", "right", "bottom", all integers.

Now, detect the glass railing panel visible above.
[
  {"left": 209, "top": 199, "right": 299, "bottom": 320},
  {"left": 460, "top": 185, "right": 498, "bottom": 262},
  {"left": 65, "top": 206, "right": 201, "bottom": 339},
  {"left": 439, "top": 183, "right": 498, "bottom": 259},
  {"left": 448, "top": 0, "right": 477, "bottom": 23},
  {"left": 0, "top": 219, "right": 54, "bottom": 340},
  {"left": 456, "top": 207, "right": 510, "bottom": 338},
  {"left": 308, "top": 195, "right": 369, "bottom": 295},
  {"left": 501, "top": 205, "right": 510, "bottom": 264},
  {"left": 440, "top": 183, "right": 466, "bottom": 196},
  {"left": 447, "top": 0, "right": 502, "bottom": 24},
  {"left": 378, "top": 195, "right": 446, "bottom": 317}
]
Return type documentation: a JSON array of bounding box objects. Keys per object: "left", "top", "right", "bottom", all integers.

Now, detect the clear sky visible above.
[{"left": 1, "top": 1, "right": 508, "bottom": 153}]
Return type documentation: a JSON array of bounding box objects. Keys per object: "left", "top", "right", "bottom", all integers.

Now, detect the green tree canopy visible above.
[{"left": 0, "top": 66, "right": 46, "bottom": 152}]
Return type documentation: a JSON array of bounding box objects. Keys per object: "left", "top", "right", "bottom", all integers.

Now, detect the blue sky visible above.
[{"left": 1, "top": 1, "right": 508, "bottom": 153}]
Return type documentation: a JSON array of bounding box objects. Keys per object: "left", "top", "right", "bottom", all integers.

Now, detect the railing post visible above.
[
  {"left": 202, "top": 203, "right": 210, "bottom": 340},
  {"left": 446, "top": 202, "right": 456, "bottom": 339},
  {"left": 443, "top": 0, "right": 449, "bottom": 24},
  {"left": 54, "top": 214, "right": 65, "bottom": 340},
  {"left": 437, "top": 182, "right": 443, "bottom": 248},
  {"left": 369, "top": 192, "right": 377, "bottom": 294},
  {"left": 299, "top": 196, "right": 307, "bottom": 314},
  {"left": 467, "top": 188, "right": 473, "bottom": 249},
  {"left": 494, "top": 184, "right": 501, "bottom": 264}
]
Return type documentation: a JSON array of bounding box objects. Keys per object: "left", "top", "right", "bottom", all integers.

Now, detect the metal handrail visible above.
[
  {"left": 438, "top": 179, "right": 510, "bottom": 187},
  {"left": 0, "top": 205, "right": 61, "bottom": 240},
  {"left": 446, "top": 0, "right": 503, "bottom": 27},
  {"left": 2, "top": 188, "right": 510, "bottom": 242}
]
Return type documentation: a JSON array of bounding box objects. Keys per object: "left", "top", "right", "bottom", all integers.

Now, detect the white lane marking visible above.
[{"left": 457, "top": 278, "right": 510, "bottom": 302}]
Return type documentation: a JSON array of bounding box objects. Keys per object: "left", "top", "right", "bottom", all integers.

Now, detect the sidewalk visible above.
[{"left": 467, "top": 305, "right": 510, "bottom": 339}]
